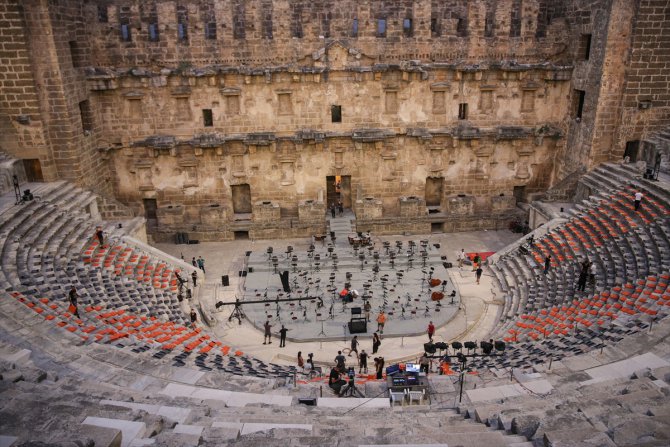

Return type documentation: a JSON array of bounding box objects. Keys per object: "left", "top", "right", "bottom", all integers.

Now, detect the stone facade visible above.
[{"left": 0, "top": 0, "right": 668, "bottom": 239}]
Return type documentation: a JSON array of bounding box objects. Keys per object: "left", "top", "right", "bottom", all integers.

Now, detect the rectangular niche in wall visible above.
[
  {"left": 232, "top": 184, "right": 252, "bottom": 214},
  {"left": 425, "top": 177, "right": 443, "bottom": 207}
]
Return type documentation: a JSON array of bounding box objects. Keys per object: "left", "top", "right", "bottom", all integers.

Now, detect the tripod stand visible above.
[
  {"left": 228, "top": 302, "right": 246, "bottom": 325},
  {"left": 340, "top": 376, "right": 365, "bottom": 397}
]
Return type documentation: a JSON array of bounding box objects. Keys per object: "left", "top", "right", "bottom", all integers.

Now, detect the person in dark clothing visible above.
[
  {"left": 577, "top": 270, "right": 588, "bottom": 292},
  {"left": 375, "top": 357, "right": 385, "bottom": 380},
  {"left": 190, "top": 308, "right": 197, "bottom": 327},
  {"left": 337, "top": 200, "right": 344, "bottom": 216},
  {"left": 544, "top": 255, "right": 551, "bottom": 274},
  {"left": 359, "top": 349, "right": 368, "bottom": 373},
  {"left": 95, "top": 227, "right": 104, "bottom": 247},
  {"left": 334, "top": 350, "right": 346, "bottom": 370},
  {"left": 68, "top": 286, "right": 80, "bottom": 318},
  {"left": 263, "top": 320, "right": 272, "bottom": 344},
  {"left": 191, "top": 271, "right": 197, "bottom": 287},
  {"left": 330, "top": 203, "right": 336, "bottom": 218},
  {"left": 279, "top": 325, "right": 289, "bottom": 347},
  {"left": 372, "top": 332, "right": 381, "bottom": 354},
  {"left": 192, "top": 257, "right": 197, "bottom": 267},
  {"left": 349, "top": 336, "right": 359, "bottom": 358},
  {"left": 329, "top": 367, "right": 346, "bottom": 396}
]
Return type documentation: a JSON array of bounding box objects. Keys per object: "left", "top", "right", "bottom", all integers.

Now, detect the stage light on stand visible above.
[
  {"left": 494, "top": 341, "right": 506, "bottom": 352},
  {"left": 464, "top": 341, "right": 477, "bottom": 354}
]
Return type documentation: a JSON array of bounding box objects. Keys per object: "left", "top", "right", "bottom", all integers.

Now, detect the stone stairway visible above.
[{"left": 328, "top": 210, "right": 356, "bottom": 248}]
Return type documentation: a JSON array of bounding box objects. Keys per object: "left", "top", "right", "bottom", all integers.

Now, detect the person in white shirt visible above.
[
  {"left": 634, "top": 191, "right": 643, "bottom": 211},
  {"left": 457, "top": 249, "right": 465, "bottom": 269}
]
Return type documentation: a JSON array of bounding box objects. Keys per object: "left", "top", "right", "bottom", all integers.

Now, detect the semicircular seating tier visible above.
[
  {"left": 0, "top": 181, "right": 296, "bottom": 381},
  {"left": 477, "top": 163, "right": 670, "bottom": 371}
]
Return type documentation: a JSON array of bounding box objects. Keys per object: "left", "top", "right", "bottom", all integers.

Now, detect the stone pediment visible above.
[{"left": 310, "top": 41, "right": 375, "bottom": 69}]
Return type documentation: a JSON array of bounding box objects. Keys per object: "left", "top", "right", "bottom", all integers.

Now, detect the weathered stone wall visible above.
[
  {"left": 616, "top": 0, "right": 670, "bottom": 154},
  {"left": 83, "top": 0, "right": 571, "bottom": 69},
  {"left": 0, "top": 1, "right": 55, "bottom": 179},
  {"left": 1, "top": 0, "right": 668, "bottom": 239},
  {"left": 0, "top": 0, "right": 113, "bottom": 194}
]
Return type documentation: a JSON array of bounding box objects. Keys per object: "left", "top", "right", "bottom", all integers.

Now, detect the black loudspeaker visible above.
[
  {"left": 241, "top": 270, "right": 247, "bottom": 277},
  {"left": 298, "top": 398, "right": 317, "bottom": 406},
  {"left": 246, "top": 251, "right": 252, "bottom": 257},
  {"left": 222, "top": 275, "right": 230, "bottom": 287},
  {"left": 424, "top": 342, "right": 436, "bottom": 354},
  {"left": 348, "top": 318, "right": 367, "bottom": 334},
  {"left": 248, "top": 267, "right": 254, "bottom": 273},
  {"left": 351, "top": 307, "right": 362, "bottom": 315},
  {"left": 279, "top": 271, "right": 291, "bottom": 293}
]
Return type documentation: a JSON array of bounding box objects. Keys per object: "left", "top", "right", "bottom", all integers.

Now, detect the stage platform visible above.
[{"left": 238, "top": 237, "right": 460, "bottom": 341}]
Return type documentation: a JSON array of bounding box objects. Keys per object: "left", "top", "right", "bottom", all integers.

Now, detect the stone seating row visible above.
[
  {"left": 0, "top": 181, "right": 298, "bottom": 381},
  {"left": 485, "top": 164, "right": 670, "bottom": 370},
  {"left": 1, "top": 336, "right": 541, "bottom": 447}
]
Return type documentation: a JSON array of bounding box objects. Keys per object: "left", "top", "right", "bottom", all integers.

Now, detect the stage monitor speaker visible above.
[
  {"left": 348, "top": 318, "right": 367, "bottom": 334},
  {"left": 222, "top": 275, "right": 230, "bottom": 286},
  {"left": 248, "top": 267, "right": 254, "bottom": 273},
  {"left": 351, "top": 307, "right": 362, "bottom": 315},
  {"left": 298, "top": 398, "right": 317, "bottom": 406}
]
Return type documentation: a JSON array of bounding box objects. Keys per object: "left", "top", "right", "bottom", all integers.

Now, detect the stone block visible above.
[
  {"left": 252, "top": 201, "right": 281, "bottom": 223},
  {"left": 172, "top": 424, "right": 204, "bottom": 436},
  {"left": 78, "top": 425, "right": 122, "bottom": 447},
  {"left": 82, "top": 417, "right": 146, "bottom": 447},
  {"left": 446, "top": 195, "right": 475, "bottom": 216},
  {"left": 543, "top": 428, "right": 616, "bottom": 447},
  {"left": 511, "top": 415, "right": 540, "bottom": 439},
  {"left": 200, "top": 203, "right": 226, "bottom": 226},
  {"left": 1, "top": 370, "right": 23, "bottom": 383},
  {"left": 156, "top": 204, "right": 184, "bottom": 226},
  {"left": 491, "top": 194, "right": 516, "bottom": 212},
  {"left": 355, "top": 197, "right": 383, "bottom": 219},
  {"left": 398, "top": 196, "right": 426, "bottom": 218},
  {"left": 0, "top": 348, "right": 30, "bottom": 365},
  {"left": 298, "top": 199, "right": 325, "bottom": 223}
]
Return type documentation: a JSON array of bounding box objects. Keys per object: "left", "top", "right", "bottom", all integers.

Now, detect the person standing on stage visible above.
[
  {"left": 427, "top": 321, "right": 435, "bottom": 342},
  {"left": 376, "top": 311, "right": 386, "bottom": 334},
  {"left": 349, "top": 335, "right": 359, "bottom": 358},
  {"left": 263, "top": 320, "right": 273, "bottom": 344},
  {"left": 372, "top": 332, "right": 381, "bottom": 354},
  {"left": 359, "top": 349, "right": 368, "bottom": 373}
]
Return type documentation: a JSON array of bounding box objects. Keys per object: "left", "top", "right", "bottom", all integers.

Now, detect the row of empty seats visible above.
[
  {"left": 478, "top": 163, "right": 670, "bottom": 371},
  {"left": 0, "top": 181, "right": 296, "bottom": 381}
]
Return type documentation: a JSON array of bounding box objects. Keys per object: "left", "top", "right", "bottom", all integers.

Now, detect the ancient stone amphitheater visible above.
[{"left": 1, "top": 1, "right": 670, "bottom": 446}]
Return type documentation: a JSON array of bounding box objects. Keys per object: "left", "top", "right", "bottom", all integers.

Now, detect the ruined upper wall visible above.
[
  {"left": 82, "top": 0, "right": 573, "bottom": 69},
  {"left": 616, "top": 0, "right": 670, "bottom": 152}
]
